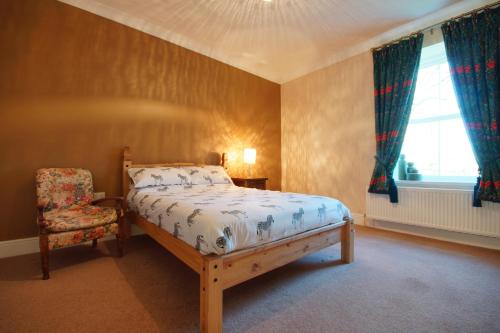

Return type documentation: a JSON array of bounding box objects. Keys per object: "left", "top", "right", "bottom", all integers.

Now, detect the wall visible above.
[
  {"left": 281, "top": 52, "right": 375, "bottom": 215},
  {"left": 0, "top": 0, "right": 281, "bottom": 241}
]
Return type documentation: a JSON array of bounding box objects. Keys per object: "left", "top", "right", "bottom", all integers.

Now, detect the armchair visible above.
[{"left": 36, "top": 168, "right": 125, "bottom": 279}]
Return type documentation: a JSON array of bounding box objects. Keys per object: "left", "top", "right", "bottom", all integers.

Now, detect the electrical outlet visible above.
[{"left": 94, "top": 192, "right": 105, "bottom": 200}]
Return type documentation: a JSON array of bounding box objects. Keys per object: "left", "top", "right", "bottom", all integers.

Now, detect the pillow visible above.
[
  {"left": 182, "top": 166, "right": 233, "bottom": 185},
  {"left": 128, "top": 167, "right": 192, "bottom": 188}
]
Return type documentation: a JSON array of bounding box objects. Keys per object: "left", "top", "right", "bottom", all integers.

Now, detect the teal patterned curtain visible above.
[
  {"left": 441, "top": 6, "right": 499, "bottom": 206},
  {"left": 368, "top": 34, "right": 423, "bottom": 203}
]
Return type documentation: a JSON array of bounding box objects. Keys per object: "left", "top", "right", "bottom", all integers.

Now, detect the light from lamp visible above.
[
  {"left": 243, "top": 148, "right": 256, "bottom": 164},
  {"left": 227, "top": 151, "right": 238, "bottom": 162}
]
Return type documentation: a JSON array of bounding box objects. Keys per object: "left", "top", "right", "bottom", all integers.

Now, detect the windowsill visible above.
[{"left": 396, "top": 180, "right": 475, "bottom": 190}]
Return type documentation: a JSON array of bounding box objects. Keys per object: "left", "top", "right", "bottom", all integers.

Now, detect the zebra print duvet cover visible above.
[{"left": 127, "top": 184, "right": 351, "bottom": 255}]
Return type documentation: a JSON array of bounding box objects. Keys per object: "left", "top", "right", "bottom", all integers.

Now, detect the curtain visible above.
[
  {"left": 368, "top": 34, "right": 423, "bottom": 203},
  {"left": 441, "top": 6, "right": 499, "bottom": 206}
]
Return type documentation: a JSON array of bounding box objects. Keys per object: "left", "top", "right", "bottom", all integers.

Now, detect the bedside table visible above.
[{"left": 231, "top": 177, "right": 268, "bottom": 190}]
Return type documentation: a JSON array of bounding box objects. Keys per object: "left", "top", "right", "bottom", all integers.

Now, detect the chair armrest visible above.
[
  {"left": 94, "top": 197, "right": 131, "bottom": 239},
  {"left": 92, "top": 196, "right": 124, "bottom": 206},
  {"left": 92, "top": 197, "right": 125, "bottom": 218}
]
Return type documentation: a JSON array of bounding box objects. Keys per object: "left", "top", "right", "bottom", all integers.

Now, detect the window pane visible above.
[
  {"left": 411, "top": 66, "right": 441, "bottom": 120},
  {"left": 439, "top": 119, "right": 477, "bottom": 177},
  {"left": 410, "top": 42, "right": 460, "bottom": 121},
  {"left": 400, "top": 41, "right": 478, "bottom": 182},
  {"left": 402, "top": 121, "right": 440, "bottom": 176}
]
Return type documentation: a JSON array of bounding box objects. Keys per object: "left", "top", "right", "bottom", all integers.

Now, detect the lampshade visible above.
[{"left": 243, "top": 148, "right": 256, "bottom": 164}]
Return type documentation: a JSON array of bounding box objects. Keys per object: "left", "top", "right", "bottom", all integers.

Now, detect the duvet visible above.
[{"left": 127, "top": 184, "right": 351, "bottom": 255}]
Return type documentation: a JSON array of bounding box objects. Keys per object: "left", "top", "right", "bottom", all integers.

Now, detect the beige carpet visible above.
[{"left": 0, "top": 226, "right": 499, "bottom": 333}]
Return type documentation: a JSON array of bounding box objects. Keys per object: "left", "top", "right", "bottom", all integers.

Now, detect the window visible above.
[{"left": 399, "top": 41, "right": 478, "bottom": 183}]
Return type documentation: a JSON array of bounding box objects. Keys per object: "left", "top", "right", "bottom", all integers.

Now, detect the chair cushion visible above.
[
  {"left": 48, "top": 223, "right": 119, "bottom": 250},
  {"left": 36, "top": 168, "right": 94, "bottom": 211},
  {"left": 43, "top": 205, "right": 117, "bottom": 232}
]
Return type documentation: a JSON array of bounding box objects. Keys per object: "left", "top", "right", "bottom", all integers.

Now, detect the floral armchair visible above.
[{"left": 36, "top": 168, "right": 125, "bottom": 279}]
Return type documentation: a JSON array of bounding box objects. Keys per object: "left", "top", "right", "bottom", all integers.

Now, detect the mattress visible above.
[{"left": 127, "top": 184, "right": 351, "bottom": 255}]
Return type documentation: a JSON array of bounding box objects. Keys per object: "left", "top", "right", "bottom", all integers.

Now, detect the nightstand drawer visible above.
[
  {"left": 232, "top": 178, "right": 268, "bottom": 190},
  {"left": 245, "top": 180, "right": 266, "bottom": 190}
]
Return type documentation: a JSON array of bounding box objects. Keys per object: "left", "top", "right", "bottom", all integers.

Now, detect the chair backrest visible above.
[{"left": 36, "top": 168, "right": 94, "bottom": 211}]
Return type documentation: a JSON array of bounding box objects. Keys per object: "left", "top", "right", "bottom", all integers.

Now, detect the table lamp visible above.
[{"left": 243, "top": 148, "right": 256, "bottom": 177}]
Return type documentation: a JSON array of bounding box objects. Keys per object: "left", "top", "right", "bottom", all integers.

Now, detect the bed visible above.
[{"left": 122, "top": 147, "right": 354, "bottom": 333}]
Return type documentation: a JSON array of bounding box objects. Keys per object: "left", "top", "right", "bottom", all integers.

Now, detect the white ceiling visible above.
[{"left": 60, "top": 0, "right": 493, "bottom": 83}]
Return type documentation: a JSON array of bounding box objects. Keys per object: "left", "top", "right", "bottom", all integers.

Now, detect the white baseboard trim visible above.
[
  {"left": 17, "top": 214, "right": 494, "bottom": 259},
  {"left": 366, "top": 218, "right": 500, "bottom": 251},
  {"left": 0, "top": 225, "right": 145, "bottom": 259},
  {"left": 0, "top": 237, "right": 40, "bottom": 259},
  {"left": 5, "top": 217, "right": 496, "bottom": 258},
  {"left": 351, "top": 212, "right": 365, "bottom": 226},
  {"left": 2, "top": 216, "right": 366, "bottom": 259}
]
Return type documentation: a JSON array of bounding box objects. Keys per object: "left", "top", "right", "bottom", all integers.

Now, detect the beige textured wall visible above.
[
  {"left": 0, "top": 0, "right": 281, "bottom": 241},
  {"left": 281, "top": 52, "right": 375, "bottom": 214}
]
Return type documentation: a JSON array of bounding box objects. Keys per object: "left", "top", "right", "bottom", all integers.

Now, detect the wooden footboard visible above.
[
  {"left": 123, "top": 147, "right": 354, "bottom": 333},
  {"left": 220, "top": 220, "right": 353, "bottom": 289}
]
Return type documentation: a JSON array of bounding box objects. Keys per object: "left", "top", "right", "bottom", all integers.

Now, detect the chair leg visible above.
[
  {"left": 92, "top": 239, "right": 98, "bottom": 248},
  {"left": 39, "top": 234, "right": 50, "bottom": 280},
  {"left": 116, "top": 234, "right": 124, "bottom": 257}
]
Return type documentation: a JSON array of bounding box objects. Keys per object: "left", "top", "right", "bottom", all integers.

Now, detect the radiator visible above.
[{"left": 366, "top": 186, "right": 500, "bottom": 238}]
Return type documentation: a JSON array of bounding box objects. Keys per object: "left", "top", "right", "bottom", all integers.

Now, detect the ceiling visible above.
[{"left": 60, "top": 0, "right": 491, "bottom": 83}]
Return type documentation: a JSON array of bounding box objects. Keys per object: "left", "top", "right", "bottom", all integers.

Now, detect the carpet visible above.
[{"left": 0, "top": 226, "right": 499, "bottom": 332}]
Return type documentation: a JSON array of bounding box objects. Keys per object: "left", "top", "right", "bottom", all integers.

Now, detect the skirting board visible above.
[
  {"left": 351, "top": 213, "right": 365, "bottom": 226},
  {"left": 0, "top": 215, "right": 363, "bottom": 259},
  {"left": 0, "top": 225, "right": 145, "bottom": 259},
  {"left": 4, "top": 213, "right": 495, "bottom": 257},
  {"left": 365, "top": 218, "right": 500, "bottom": 251}
]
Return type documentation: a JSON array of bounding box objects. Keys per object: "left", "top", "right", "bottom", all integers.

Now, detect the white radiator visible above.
[{"left": 366, "top": 186, "right": 500, "bottom": 238}]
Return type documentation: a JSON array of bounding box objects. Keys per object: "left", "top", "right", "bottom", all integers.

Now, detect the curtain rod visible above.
[{"left": 372, "top": 1, "right": 500, "bottom": 51}]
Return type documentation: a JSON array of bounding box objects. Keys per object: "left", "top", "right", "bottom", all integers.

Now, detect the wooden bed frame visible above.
[{"left": 122, "top": 147, "right": 354, "bottom": 333}]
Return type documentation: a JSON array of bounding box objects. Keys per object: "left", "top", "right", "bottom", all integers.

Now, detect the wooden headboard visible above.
[{"left": 122, "top": 147, "right": 225, "bottom": 205}]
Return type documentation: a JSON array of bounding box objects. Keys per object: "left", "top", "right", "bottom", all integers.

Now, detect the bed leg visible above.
[
  {"left": 341, "top": 218, "right": 354, "bottom": 263},
  {"left": 116, "top": 213, "right": 125, "bottom": 257},
  {"left": 200, "top": 257, "right": 223, "bottom": 333}
]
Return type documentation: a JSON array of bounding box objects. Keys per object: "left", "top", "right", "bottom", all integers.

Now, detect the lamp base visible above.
[{"left": 246, "top": 164, "right": 253, "bottom": 178}]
